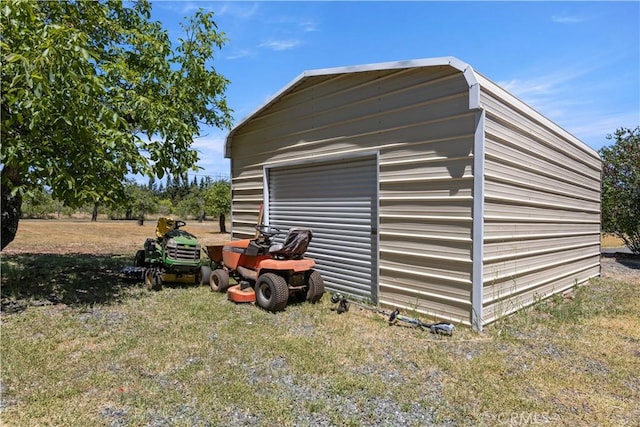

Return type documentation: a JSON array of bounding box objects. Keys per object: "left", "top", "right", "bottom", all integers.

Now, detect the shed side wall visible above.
[
  {"left": 230, "top": 66, "right": 476, "bottom": 324},
  {"left": 478, "top": 76, "right": 601, "bottom": 324}
]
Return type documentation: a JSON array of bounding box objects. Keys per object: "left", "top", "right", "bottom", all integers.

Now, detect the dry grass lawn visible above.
[
  {"left": 1, "top": 220, "right": 639, "bottom": 426},
  {"left": 3, "top": 219, "right": 230, "bottom": 255},
  {"left": 601, "top": 233, "right": 626, "bottom": 248}
]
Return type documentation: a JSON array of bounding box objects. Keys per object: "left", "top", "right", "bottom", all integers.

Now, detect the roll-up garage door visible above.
[{"left": 268, "top": 157, "right": 378, "bottom": 301}]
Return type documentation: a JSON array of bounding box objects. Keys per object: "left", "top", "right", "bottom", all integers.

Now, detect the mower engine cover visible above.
[
  {"left": 140, "top": 220, "right": 202, "bottom": 272},
  {"left": 162, "top": 228, "right": 201, "bottom": 266}
]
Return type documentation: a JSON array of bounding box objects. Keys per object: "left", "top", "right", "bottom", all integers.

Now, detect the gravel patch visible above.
[
  {"left": 78, "top": 306, "right": 128, "bottom": 328},
  {"left": 146, "top": 403, "right": 212, "bottom": 427},
  {"left": 99, "top": 406, "right": 129, "bottom": 427},
  {"left": 600, "top": 253, "right": 640, "bottom": 283},
  {"left": 0, "top": 381, "right": 19, "bottom": 411},
  {"left": 233, "top": 351, "right": 445, "bottom": 427}
]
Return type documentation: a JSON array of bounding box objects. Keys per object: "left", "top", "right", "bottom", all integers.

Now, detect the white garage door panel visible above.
[{"left": 268, "top": 157, "right": 378, "bottom": 301}]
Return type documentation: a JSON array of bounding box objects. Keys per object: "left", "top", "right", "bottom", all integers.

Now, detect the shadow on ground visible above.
[
  {"left": 1, "top": 253, "right": 141, "bottom": 314},
  {"left": 617, "top": 254, "right": 640, "bottom": 270},
  {"left": 602, "top": 252, "right": 640, "bottom": 270}
]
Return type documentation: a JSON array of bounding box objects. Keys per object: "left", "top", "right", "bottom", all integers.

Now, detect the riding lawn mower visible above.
[
  {"left": 204, "top": 225, "right": 325, "bottom": 312},
  {"left": 134, "top": 217, "right": 205, "bottom": 291}
]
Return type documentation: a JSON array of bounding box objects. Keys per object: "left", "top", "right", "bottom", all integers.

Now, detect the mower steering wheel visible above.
[
  {"left": 255, "top": 225, "right": 282, "bottom": 239},
  {"left": 174, "top": 220, "right": 187, "bottom": 229}
]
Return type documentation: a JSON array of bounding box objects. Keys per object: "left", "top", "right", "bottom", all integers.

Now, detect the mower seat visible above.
[
  {"left": 155, "top": 217, "right": 176, "bottom": 239},
  {"left": 269, "top": 228, "right": 313, "bottom": 259}
]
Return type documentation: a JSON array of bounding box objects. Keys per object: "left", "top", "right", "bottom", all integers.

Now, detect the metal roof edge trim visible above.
[
  {"left": 475, "top": 72, "right": 600, "bottom": 160},
  {"left": 224, "top": 56, "right": 479, "bottom": 158}
]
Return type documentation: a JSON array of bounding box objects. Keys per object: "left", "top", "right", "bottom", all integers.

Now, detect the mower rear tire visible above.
[
  {"left": 145, "top": 268, "right": 162, "bottom": 291},
  {"left": 198, "top": 266, "right": 212, "bottom": 285},
  {"left": 210, "top": 269, "right": 230, "bottom": 292},
  {"left": 255, "top": 273, "right": 289, "bottom": 312},
  {"left": 306, "top": 270, "right": 325, "bottom": 303}
]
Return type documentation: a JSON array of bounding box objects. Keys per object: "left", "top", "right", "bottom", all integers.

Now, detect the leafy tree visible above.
[
  {"left": 204, "top": 179, "right": 231, "bottom": 232},
  {"left": 600, "top": 126, "right": 640, "bottom": 254},
  {"left": 174, "top": 172, "right": 191, "bottom": 201},
  {"left": 174, "top": 191, "right": 202, "bottom": 219},
  {"left": 147, "top": 176, "right": 157, "bottom": 192},
  {"left": 164, "top": 175, "right": 174, "bottom": 196},
  {"left": 1, "top": 0, "right": 232, "bottom": 249},
  {"left": 157, "top": 198, "right": 173, "bottom": 216},
  {"left": 93, "top": 182, "right": 156, "bottom": 220},
  {"left": 21, "top": 187, "right": 58, "bottom": 218}
]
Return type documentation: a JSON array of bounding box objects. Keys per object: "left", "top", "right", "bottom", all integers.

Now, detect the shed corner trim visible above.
[{"left": 446, "top": 57, "right": 481, "bottom": 110}]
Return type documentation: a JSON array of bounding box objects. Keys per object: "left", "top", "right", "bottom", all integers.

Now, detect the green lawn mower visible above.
[{"left": 134, "top": 217, "right": 207, "bottom": 290}]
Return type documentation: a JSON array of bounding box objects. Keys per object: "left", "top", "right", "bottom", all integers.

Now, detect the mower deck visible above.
[
  {"left": 227, "top": 284, "right": 256, "bottom": 303},
  {"left": 162, "top": 273, "right": 197, "bottom": 283}
]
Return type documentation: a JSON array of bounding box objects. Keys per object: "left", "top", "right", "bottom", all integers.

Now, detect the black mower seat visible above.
[{"left": 269, "top": 228, "right": 313, "bottom": 259}]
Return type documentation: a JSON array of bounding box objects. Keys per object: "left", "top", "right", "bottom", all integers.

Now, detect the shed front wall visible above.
[
  {"left": 478, "top": 76, "right": 601, "bottom": 324},
  {"left": 229, "top": 65, "right": 478, "bottom": 324}
]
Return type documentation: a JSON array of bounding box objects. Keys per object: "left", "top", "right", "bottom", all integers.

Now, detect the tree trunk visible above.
[
  {"left": 219, "top": 214, "right": 227, "bottom": 233},
  {"left": 1, "top": 166, "right": 23, "bottom": 250},
  {"left": 91, "top": 204, "right": 98, "bottom": 221}
]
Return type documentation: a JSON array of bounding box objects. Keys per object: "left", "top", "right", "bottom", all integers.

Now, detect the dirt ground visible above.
[{"left": 1, "top": 219, "right": 230, "bottom": 256}]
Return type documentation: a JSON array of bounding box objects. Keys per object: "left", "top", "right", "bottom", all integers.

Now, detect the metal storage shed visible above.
[{"left": 224, "top": 57, "right": 601, "bottom": 330}]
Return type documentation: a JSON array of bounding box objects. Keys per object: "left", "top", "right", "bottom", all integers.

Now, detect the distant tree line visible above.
[{"left": 21, "top": 174, "right": 231, "bottom": 232}]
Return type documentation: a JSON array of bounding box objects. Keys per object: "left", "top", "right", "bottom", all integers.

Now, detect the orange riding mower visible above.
[{"left": 202, "top": 225, "right": 325, "bottom": 312}]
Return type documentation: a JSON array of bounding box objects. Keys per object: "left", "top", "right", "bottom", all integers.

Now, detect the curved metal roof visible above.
[
  {"left": 224, "top": 56, "right": 598, "bottom": 159},
  {"left": 224, "top": 56, "right": 479, "bottom": 158}
]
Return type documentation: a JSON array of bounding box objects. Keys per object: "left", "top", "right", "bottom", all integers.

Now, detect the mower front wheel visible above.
[
  {"left": 255, "top": 273, "right": 289, "bottom": 312},
  {"left": 144, "top": 268, "right": 162, "bottom": 291},
  {"left": 210, "top": 269, "right": 230, "bottom": 292},
  {"left": 134, "top": 250, "right": 145, "bottom": 267},
  {"left": 199, "top": 266, "right": 212, "bottom": 286},
  {"left": 306, "top": 270, "right": 325, "bottom": 303}
]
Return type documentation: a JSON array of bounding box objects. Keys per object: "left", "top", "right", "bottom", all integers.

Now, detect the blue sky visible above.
[{"left": 150, "top": 1, "right": 640, "bottom": 181}]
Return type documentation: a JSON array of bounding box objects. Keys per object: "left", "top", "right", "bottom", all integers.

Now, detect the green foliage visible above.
[
  {"left": 173, "top": 190, "right": 203, "bottom": 219},
  {"left": 599, "top": 126, "right": 640, "bottom": 254},
  {"left": 203, "top": 179, "right": 231, "bottom": 216},
  {"left": 163, "top": 177, "right": 230, "bottom": 221},
  {"left": 105, "top": 183, "right": 158, "bottom": 220},
  {"left": 21, "top": 187, "right": 67, "bottom": 218},
  {"left": 127, "top": 183, "right": 157, "bottom": 218},
  {"left": 102, "top": 176, "right": 230, "bottom": 221},
  {"left": 1, "top": 0, "right": 232, "bottom": 247},
  {"left": 163, "top": 172, "right": 193, "bottom": 202},
  {"left": 156, "top": 198, "right": 173, "bottom": 216}
]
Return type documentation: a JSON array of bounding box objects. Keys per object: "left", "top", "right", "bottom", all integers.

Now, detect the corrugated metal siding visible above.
[
  {"left": 268, "top": 157, "right": 378, "bottom": 300},
  {"left": 229, "top": 171, "right": 265, "bottom": 237},
  {"left": 379, "top": 133, "right": 476, "bottom": 323},
  {"left": 229, "top": 65, "right": 476, "bottom": 323},
  {"left": 478, "top": 76, "right": 601, "bottom": 324}
]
